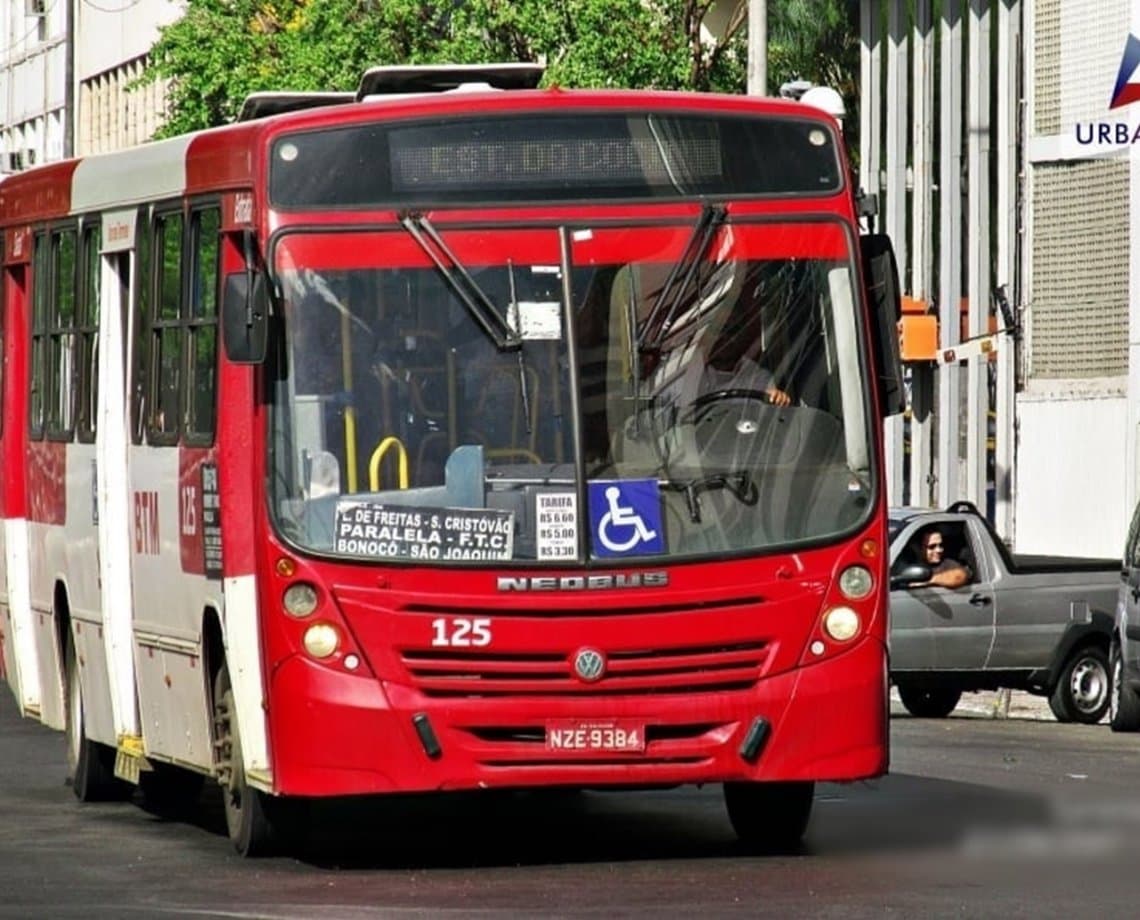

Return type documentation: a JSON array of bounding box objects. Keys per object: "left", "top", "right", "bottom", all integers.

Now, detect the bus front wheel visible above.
[
  {"left": 213, "top": 663, "right": 275, "bottom": 856},
  {"left": 723, "top": 780, "right": 814, "bottom": 853}
]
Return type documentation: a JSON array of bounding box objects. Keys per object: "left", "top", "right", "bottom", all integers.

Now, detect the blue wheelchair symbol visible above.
[{"left": 588, "top": 480, "right": 665, "bottom": 557}]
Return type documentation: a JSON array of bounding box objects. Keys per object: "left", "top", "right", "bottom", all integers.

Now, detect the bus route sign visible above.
[{"left": 333, "top": 501, "right": 514, "bottom": 561}]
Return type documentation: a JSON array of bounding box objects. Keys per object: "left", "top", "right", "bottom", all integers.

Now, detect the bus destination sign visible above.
[{"left": 333, "top": 501, "right": 514, "bottom": 561}]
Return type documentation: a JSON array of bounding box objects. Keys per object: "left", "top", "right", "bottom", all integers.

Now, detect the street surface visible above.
[{"left": 1, "top": 687, "right": 1137, "bottom": 919}]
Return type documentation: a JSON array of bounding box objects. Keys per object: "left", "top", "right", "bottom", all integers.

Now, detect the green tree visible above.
[
  {"left": 767, "top": 0, "right": 860, "bottom": 141},
  {"left": 142, "top": 1, "right": 861, "bottom": 140},
  {"left": 142, "top": 0, "right": 752, "bottom": 137}
]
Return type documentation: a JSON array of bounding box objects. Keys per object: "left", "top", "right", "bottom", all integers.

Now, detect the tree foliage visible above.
[
  {"left": 767, "top": 0, "right": 859, "bottom": 131},
  {"left": 142, "top": 1, "right": 858, "bottom": 140}
]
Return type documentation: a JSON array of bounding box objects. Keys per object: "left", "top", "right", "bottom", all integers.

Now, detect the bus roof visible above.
[{"left": 0, "top": 85, "right": 846, "bottom": 223}]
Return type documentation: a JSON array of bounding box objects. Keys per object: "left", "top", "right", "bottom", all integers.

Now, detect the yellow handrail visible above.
[
  {"left": 340, "top": 307, "right": 358, "bottom": 492},
  {"left": 369, "top": 436, "right": 409, "bottom": 491}
]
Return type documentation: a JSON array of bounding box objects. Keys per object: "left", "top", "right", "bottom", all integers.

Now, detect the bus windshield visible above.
[{"left": 268, "top": 218, "right": 875, "bottom": 564}]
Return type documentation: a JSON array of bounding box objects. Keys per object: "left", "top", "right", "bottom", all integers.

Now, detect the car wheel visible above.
[
  {"left": 723, "top": 781, "right": 814, "bottom": 853},
  {"left": 1049, "top": 645, "right": 1110, "bottom": 725},
  {"left": 896, "top": 683, "right": 962, "bottom": 718},
  {"left": 1109, "top": 642, "right": 1140, "bottom": 732}
]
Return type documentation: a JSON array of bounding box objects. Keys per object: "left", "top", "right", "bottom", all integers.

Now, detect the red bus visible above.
[{"left": 0, "top": 64, "right": 904, "bottom": 855}]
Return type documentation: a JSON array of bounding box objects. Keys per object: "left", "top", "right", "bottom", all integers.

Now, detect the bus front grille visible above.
[{"left": 397, "top": 641, "right": 769, "bottom": 697}]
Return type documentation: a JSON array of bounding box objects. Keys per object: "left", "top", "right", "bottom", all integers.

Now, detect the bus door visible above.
[
  {"left": 1, "top": 229, "right": 40, "bottom": 714},
  {"left": 126, "top": 202, "right": 225, "bottom": 773},
  {"left": 96, "top": 210, "right": 143, "bottom": 756}
]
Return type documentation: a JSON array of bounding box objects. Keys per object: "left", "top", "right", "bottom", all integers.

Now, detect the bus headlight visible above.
[
  {"left": 303, "top": 623, "right": 340, "bottom": 658},
  {"left": 822, "top": 606, "right": 861, "bottom": 642},
  {"left": 283, "top": 582, "right": 319, "bottom": 618},
  {"left": 838, "top": 565, "right": 874, "bottom": 600}
]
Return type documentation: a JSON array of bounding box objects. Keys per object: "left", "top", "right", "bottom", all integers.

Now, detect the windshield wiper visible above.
[
  {"left": 399, "top": 212, "right": 522, "bottom": 350},
  {"left": 663, "top": 470, "right": 758, "bottom": 524},
  {"left": 637, "top": 203, "right": 727, "bottom": 352}
]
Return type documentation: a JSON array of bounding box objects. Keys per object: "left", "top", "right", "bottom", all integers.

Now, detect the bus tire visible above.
[
  {"left": 214, "top": 663, "right": 275, "bottom": 856},
  {"left": 723, "top": 780, "right": 814, "bottom": 853},
  {"left": 65, "top": 634, "right": 129, "bottom": 802}
]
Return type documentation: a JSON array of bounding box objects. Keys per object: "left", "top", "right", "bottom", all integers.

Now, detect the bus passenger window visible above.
[
  {"left": 150, "top": 211, "right": 183, "bottom": 439},
  {"left": 186, "top": 207, "right": 220, "bottom": 441}
]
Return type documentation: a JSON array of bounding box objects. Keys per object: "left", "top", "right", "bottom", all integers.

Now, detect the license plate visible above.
[{"left": 545, "top": 719, "right": 645, "bottom": 752}]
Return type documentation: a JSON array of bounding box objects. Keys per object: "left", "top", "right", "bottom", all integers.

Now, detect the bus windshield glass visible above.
[{"left": 268, "top": 219, "right": 874, "bottom": 564}]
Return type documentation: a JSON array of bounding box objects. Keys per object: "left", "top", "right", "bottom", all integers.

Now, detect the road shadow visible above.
[{"left": 119, "top": 770, "right": 1060, "bottom": 870}]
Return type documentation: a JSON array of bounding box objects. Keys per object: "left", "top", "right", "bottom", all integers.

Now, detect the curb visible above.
[{"left": 891, "top": 687, "right": 1057, "bottom": 722}]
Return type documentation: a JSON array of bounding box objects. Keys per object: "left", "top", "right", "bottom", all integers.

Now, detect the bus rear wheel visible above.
[
  {"left": 723, "top": 780, "right": 814, "bottom": 853},
  {"left": 213, "top": 663, "right": 275, "bottom": 856},
  {"left": 65, "top": 634, "right": 129, "bottom": 802}
]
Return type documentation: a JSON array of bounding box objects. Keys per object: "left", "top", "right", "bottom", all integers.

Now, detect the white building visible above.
[
  {"left": 0, "top": 0, "right": 179, "bottom": 169},
  {"left": 1016, "top": 0, "right": 1136, "bottom": 559},
  {"left": 864, "top": 0, "right": 1140, "bottom": 559}
]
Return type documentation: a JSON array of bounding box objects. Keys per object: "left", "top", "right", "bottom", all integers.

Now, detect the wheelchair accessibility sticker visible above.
[{"left": 588, "top": 479, "right": 665, "bottom": 557}]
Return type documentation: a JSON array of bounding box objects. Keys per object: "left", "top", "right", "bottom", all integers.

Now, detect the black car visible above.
[{"left": 1111, "top": 501, "right": 1140, "bottom": 730}]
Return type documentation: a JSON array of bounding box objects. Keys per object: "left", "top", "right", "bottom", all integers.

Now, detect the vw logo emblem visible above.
[
  {"left": 735, "top": 419, "right": 758, "bottom": 435},
  {"left": 573, "top": 648, "right": 606, "bottom": 682}
]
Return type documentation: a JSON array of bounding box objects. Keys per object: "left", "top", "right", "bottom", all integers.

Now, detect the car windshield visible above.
[{"left": 267, "top": 219, "right": 875, "bottom": 564}]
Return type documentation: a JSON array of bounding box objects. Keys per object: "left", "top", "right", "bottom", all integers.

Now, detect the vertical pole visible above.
[
  {"left": 860, "top": 0, "right": 882, "bottom": 209},
  {"left": 748, "top": 0, "right": 767, "bottom": 96},
  {"left": 938, "top": 0, "right": 964, "bottom": 508},
  {"left": 884, "top": 0, "right": 908, "bottom": 505},
  {"left": 966, "top": 0, "right": 991, "bottom": 513},
  {"left": 910, "top": 0, "right": 935, "bottom": 508},
  {"left": 994, "top": 0, "right": 1020, "bottom": 541}
]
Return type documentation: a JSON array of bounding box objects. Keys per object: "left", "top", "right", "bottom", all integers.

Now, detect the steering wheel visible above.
[{"left": 680, "top": 387, "right": 773, "bottom": 424}]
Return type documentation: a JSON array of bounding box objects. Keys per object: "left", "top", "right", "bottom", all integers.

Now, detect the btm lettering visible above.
[{"left": 134, "top": 491, "right": 160, "bottom": 555}]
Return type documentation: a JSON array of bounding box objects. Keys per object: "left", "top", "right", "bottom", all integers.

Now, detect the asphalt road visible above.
[{"left": 1, "top": 688, "right": 1138, "bottom": 919}]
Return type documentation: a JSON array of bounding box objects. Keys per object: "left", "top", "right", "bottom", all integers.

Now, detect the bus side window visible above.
[
  {"left": 47, "top": 226, "right": 78, "bottom": 440},
  {"left": 76, "top": 222, "right": 101, "bottom": 444},
  {"left": 185, "top": 206, "right": 220, "bottom": 443},
  {"left": 30, "top": 231, "right": 49, "bottom": 439},
  {"left": 149, "top": 209, "right": 183, "bottom": 442},
  {"left": 131, "top": 211, "right": 151, "bottom": 444}
]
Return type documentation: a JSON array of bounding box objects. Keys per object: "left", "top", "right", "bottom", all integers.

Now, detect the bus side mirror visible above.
[
  {"left": 222, "top": 233, "right": 270, "bottom": 364},
  {"left": 861, "top": 233, "right": 905, "bottom": 417}
]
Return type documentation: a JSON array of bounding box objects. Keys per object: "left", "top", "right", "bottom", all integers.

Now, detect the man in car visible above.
[{"left": 910, "top": 528, "right": 972, "bottom": 589}]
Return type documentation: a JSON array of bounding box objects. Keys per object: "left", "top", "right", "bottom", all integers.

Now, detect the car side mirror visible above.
[{"left": 890, "top": 563, "right": 931, "bottom": 590}]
